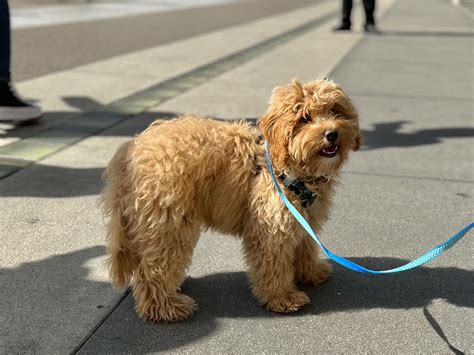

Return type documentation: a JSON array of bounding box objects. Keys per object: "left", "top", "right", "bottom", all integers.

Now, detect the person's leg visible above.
[
  {"left": 363, "top": 0, "right": 379, "bottom": 33},
  {"left": 333, "top": 0, "right": 352, "bottom": 31},
  {"left": 0, "top": 0, "right": 42, "bottom": 123},
  {"left": 363, "top": 0, "right": 376, "bottom": 26},
  {"left": 342, "top": 0, "right": 353, "bottom": 27},
  {"left": 0, "top": 0, "right": 11, "bottom": 81}
]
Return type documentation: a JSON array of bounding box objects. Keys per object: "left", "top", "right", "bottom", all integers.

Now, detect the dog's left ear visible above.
[{"left": 324, "top": 82, "right": 361, "bottom": 151}]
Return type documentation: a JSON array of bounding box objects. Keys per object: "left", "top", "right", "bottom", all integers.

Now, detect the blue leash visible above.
[{"left": 265, "top": 142, "right": 473, "bottom": 274}]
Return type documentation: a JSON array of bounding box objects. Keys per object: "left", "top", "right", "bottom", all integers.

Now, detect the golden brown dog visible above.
[{"left": 101, "top": 79, "right": 361, "bottom": 322}]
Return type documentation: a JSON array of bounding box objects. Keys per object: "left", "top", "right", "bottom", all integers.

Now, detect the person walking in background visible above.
[
  {"left": 333, "top": 0, "right": 379, "bottom": 33},
  {"left": 0, "top": 0, "right": 42, "bottom": 123}
]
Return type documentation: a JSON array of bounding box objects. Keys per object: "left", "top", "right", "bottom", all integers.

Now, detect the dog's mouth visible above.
[{"left": 319, "top": 145, "right": 339, "bottom": 158}]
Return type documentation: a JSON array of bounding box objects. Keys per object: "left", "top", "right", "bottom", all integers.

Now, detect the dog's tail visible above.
[{"left": 100, "top": 141, "right": 137, "bottom": 288}]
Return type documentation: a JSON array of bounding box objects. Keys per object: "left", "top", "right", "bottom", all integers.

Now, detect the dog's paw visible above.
[
  {"left": 311, "top": 260, "right": 332, "bottom": 285},
  {"left": 264, "top": 290, "right": 310, "bottom": 313},
  {"left": 137, "top": 293, "right": 197, "bottom": 322},
  {"left": 296, "top": 259, "right": 332, "bottom": 285}
]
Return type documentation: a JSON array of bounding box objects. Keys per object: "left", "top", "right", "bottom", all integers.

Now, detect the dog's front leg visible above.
[
  {"left": 294, "top": 236, "right": 332, "bottom": 285},
  {"left": 242, "top": 233, "right": 310, "bottom": 313}
]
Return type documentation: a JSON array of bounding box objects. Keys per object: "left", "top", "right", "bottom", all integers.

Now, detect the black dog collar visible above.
[
  {"left": 278, "top": 172, "right": 317, "bottom": 208},
  {"left": 257, "top": 135, "right": 327, "bottom": 208}
]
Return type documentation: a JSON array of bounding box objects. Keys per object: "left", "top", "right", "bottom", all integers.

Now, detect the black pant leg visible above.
[
  {"left": 0, "top": 0, "right": 11, "bottom": 81},
  {"left": 341, "top": 0, "right": 353, "bottom": 27},
  {"left": 362, "top": 0, "right": 376, "bottom": 25}
]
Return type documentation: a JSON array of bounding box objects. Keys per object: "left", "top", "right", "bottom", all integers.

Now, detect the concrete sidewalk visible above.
[{"left": 1, "top": 0, "right": 473, "bottom": 353}]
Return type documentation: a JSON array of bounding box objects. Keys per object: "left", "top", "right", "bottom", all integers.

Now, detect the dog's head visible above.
[{"left": 259, "top": 79, "right": 361, "bottom": 178}]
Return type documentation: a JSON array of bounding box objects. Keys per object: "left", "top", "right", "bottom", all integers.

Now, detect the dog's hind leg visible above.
[
  {"left": 106, "top": 206, "right": 138, "bottom": 288},
  {"left": 242, "top": 232, "right": 310, "bottom": 313},
  {"left": 131, "top": 221, "right": 200, "bottom": 322},
  {"left": 294, "top": 237, "right": 332, "bottom": 285},
  {"left": 101, "top": 141, "right": 137, "bottom": 288}
]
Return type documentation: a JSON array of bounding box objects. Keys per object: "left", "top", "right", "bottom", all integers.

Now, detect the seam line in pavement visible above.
[
  {"left": 0, "top": 8, "right": 337, "bottom": 180},
  {"left": 72, "top": 288, "right": 132, "bottom": 355}
]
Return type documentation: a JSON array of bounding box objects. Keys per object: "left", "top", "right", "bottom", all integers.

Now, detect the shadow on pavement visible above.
[
  {"left": 1, "top": 246, "right": 116, "bottom": 354},
  {"left": 361, "top": 120, "right": 474, "bottom": 150},
  {"left": 188, "top": 258, "right": 474, "bottom": 316},
  {"left": 422, "top": 306, "right": 465, "bottom": 355},
  {"left": 0, "top": 165, "right": 105, "bottom": 198},
  {"left": 78, "top": 257, "right": 473, "bottom": 352},
  {"left": 3, "top": 244, "right": 471, "bottom": 353},
  {"left": 0, "top": 109, "right": 168, "bottom": 141},
  {"left": 0, "top": 102, "right": 255, "bottom": 140}
]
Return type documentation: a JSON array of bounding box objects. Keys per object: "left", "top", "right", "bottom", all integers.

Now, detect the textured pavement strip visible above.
[{"left": 0, "top": 5, "right": 339, "bottom": 179}]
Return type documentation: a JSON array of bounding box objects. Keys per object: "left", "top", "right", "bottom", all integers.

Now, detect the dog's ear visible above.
[
  {"left": 258, "top": 86, "right": 289, "bottom": 169},
  {"left": 325, "top": 83, "right": 358, "bottom": 121},
  {"left": 333, "top": 93, "right": 361, "bottom": 152},
  {"left": 258, "top": 111, "right": 291, "bottom": 170},
  {"left": 320, "top": 81, "right": 361, "bottom": 151},
  {"left": 353, "top": 133, "right": 362, "bottom": 151},
  {"left": 258, "top": 81, "right": 306, "bottom": 169},
  {"left": 336, "top": 102, "right": 362, "bottom": 152}
]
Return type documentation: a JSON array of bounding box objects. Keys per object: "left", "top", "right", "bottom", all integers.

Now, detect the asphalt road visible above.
[{"left": 11, "top": 0, "right": 317, "bottom": 81}]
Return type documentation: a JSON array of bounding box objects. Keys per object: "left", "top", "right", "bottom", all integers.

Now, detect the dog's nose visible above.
[{"left": 325, "top": 130, "right": 339, "bottom": 143}]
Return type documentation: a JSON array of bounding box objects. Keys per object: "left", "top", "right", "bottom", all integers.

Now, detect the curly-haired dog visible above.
[{"left": 101, "top": 79, "right": 361, "bottom": 322}]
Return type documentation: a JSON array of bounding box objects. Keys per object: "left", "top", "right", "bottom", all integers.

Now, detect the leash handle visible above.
[{"left": 265, "top": 142, "right": 473, "bottom": 274}]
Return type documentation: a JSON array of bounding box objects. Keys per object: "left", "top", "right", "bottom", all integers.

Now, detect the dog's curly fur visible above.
[{"left": 101, "top": 79, "right": 361, "bottom": 322}]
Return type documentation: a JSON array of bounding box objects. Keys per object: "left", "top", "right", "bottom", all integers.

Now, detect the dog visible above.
[{"left": 101, "top": 79, "right": 361, "bottom": 322}]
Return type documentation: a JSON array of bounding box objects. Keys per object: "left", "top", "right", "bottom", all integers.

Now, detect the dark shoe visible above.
[
  {"left": 0, "top": 81, "right": 42, "bottom": 123},
  {"left": 332, "top": 24, "right": 351, "bottom": 31},
  {"left": 364, "top": 24, "right": 381, "bottom": 34}
]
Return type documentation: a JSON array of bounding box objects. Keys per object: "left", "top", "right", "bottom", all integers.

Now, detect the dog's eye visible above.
[{"left": 300, "top": 114, "right": 311, "bottom": 124}]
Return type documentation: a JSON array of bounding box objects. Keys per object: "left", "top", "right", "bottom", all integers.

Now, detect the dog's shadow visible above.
[
  {"left": 187, "top": 257, "right": 473, "bottom": 316},
  {"left": 82, "top": 257, "right": 473, "bottom": 353}
]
